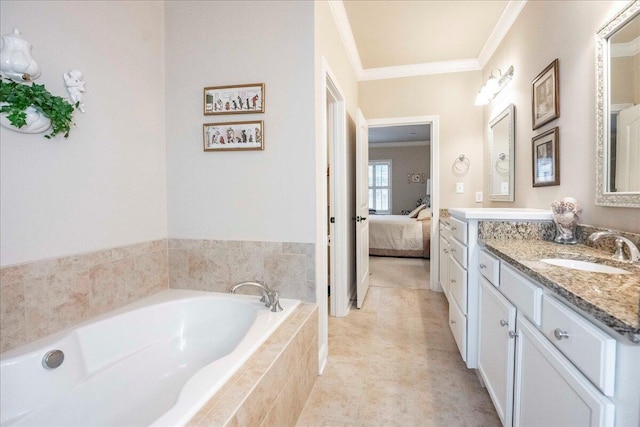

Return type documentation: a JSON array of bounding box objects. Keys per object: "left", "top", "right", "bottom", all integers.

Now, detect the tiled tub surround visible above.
[
  {"left": 0, "top": 240, "right": 168, "bottom": 353},
  {"left": 481, "top": 238, "right": 640, "bottom": 343},
  {"left": 168, "top": 239, "right": 315, "bottom": 302},
  {"left": 187, "top": 304, "right": 318, "bottom": 427}
]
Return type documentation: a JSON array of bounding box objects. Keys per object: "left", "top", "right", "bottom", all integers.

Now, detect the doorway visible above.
[{"left": 366, "top": 116, "right": 440, "bottom": 292}]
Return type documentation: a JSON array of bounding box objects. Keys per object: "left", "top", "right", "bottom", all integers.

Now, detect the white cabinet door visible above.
[
  {"left": 478, "top": 278, "right": 516, "bottom": 427},
  {"left": 439, "top": 235, "right": 450, "bottom": 298},
  {"left": 513, "top": 317, "right": 615, "bottom": 427},
  {"left": 449, "top": 297, "right": 467, "bottom": 362}
]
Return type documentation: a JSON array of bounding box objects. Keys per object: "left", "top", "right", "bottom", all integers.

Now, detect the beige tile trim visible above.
[{"left": 188, "top": 304, "right": 318, "bottom": 427}]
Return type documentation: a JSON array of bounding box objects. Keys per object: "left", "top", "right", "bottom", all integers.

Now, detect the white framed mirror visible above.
[
  {"left": 488, "top": 104, "right": 515, "bottom": 202},
  {"left": 595, "top": 1, "right": 640, "bottom": 208}
]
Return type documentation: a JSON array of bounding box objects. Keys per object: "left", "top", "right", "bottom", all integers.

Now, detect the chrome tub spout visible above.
[{"left": 230, "top": 281, "right": 283, "bottom": 312}]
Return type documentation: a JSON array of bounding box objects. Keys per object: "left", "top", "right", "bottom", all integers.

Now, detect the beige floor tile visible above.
[{"left": 297, "top": 256, "right": 500, "bottom": 427}]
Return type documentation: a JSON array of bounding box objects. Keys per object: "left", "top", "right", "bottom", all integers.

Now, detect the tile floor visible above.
[{"left": 296, "top": 256, "right": 500, "bottom": 427}]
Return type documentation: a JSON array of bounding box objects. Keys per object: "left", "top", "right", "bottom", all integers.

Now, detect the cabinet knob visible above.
[
  {"left": 450, "top": 320, "right": 456, "bottom": 325},
  {"left": 508, "top": 330, "right": 518, "bottom": 339},
  {"left": 554, "top": 328, "right": 570, "bottom": 340},
  {"left": 443, "top": 249, "right": 449, "bottom": 254},
  {"left": 479, "top": 263, "right": 487, "bottom": 269},
  {"left": 451, "top": 226, "right": 457, "bottom": 231},
  {"left": 450, "top": 248, "right": 456, "bottom": 253},
  {"left": 450, "top": 279, "right": 456, "bottom": 284},
  {"left": 499, "top": 319, "right": 508, "bottom": 327}
]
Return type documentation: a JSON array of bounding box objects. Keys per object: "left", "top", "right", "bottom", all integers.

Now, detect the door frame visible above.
[
  {"left": 366, "top": 115, "right": 441, "bottom": 292},
  {"left": 316, "top": 59, "right": 348, "bottom": 373}
]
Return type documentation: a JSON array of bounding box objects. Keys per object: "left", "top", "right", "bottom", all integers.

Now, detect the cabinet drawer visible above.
[
  {"left": 449, "top": 237, "right": 467, "bottom": 268},
  {"left": 440, "top": 222, "right": 451, "bottom": 240},
  {"left": 449, "top": 298, "right": 467, "bottom": 362},
  {"left": 541, "top": 295, "right": 616, "bottom": 396},
  {"left": 500, "top": 264, "right": 542, "bottom": 325},
  {"left": 449, "top": 217, "right": 468, "bottom": 244},
  {"left": 449, "top": 258, "right": 467, "bottom": 313},
  {"left": 479, "top": 250, "right": 500, "bottom": 286}
]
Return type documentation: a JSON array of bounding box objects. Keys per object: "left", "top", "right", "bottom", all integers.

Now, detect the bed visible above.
[{"left": 369, "top": 207, "right": 431, "bottom": 258}]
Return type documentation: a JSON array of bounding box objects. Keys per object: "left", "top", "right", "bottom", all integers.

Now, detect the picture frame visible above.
[
  {"left": 203, "top": 83, "right": 265, "bottom": 115},
  {"left": 531, "top": 59, "right": 559, "bottom": 130},
  {"left": 203, "top": 120, "right": 264, "bottom": 151},
  {"left": 532, "top": 127, "right": 559, "bottom": 187}
]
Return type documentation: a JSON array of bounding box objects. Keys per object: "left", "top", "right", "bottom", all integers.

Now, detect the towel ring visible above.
[
  {"left": 452, "top": 154, "right": 470, "bottom": 175},
  {"left": 495, "top": 153, "right": 510, "bottom": 175}
]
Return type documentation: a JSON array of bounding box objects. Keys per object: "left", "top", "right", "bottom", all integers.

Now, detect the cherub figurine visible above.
[
  {"left": 64, "top": 69, "right": 85, "bottom": 113},
  {"left": 551, "top": 197, "right": 582, "bottom": 244}
]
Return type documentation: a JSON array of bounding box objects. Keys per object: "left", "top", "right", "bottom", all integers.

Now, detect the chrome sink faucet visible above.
[
  {"left": 230, "top": 281, "right": 283, "bottom": 312},
  {"left": 588, "top": 231, "right": 640, "bottom": 263}
]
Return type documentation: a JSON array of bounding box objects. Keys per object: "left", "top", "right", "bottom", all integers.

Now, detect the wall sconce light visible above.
[{"left": 474, "top": 66, "right": 514, "bottom": 106}]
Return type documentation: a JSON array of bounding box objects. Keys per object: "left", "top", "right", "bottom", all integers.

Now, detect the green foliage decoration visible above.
[{"left": 0, "top": 78, "right": 78, "bottom": 139}]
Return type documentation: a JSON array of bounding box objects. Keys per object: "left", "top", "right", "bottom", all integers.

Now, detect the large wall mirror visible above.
[
  {"left": 595, "top": 1, "right": 640, "bottom": 208},
  {"left": 488, "top": 104, "right": 515, "bottom": 202}
]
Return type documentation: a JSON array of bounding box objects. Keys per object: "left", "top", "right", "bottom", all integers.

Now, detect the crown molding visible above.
[
  {"left": 328, "top": 0, "right": 527, "bottom": 81},
  {"left": 369, "top": 140, "right": 430, "bottom": 148},
  {"left": 477, "top": 0, "right": 527, "bottom": 67},
  {"left": 327, "top": 0, "right": 364, "bottom": 79},
  {"left": 360, "top": 59, "right": 481, "bottom": 81}
]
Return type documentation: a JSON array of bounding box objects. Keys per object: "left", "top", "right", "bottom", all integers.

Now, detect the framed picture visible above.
[
  {"left": 203, "top": 120, "right": 264, "bottom": 151},
  {"left": 532, "top": 127, "right": 559, "bottom": 187},
  {"left": 531, "top": 59, "right": 559, "bottom": 130},
  {"left": 203, "top": 83, "right": 265, "bottom": 115}
]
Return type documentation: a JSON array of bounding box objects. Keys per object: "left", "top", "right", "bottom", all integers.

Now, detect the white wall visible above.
[
  {"left": 165, "top": 1, "right": 316, "bottom": 243},
  {"left": 482, "top": 0, "right": 639, "bottom": 233},
  {"left": 0, "top": 1, "right": 167, "bottom": 266},
  {"left": 359, "top": 72, "right": 484, "bottom": 209}
]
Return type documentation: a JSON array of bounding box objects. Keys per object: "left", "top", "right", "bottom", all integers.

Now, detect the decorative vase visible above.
[{"left": 550, "top": 197, "right": 582, "bottom": 245}]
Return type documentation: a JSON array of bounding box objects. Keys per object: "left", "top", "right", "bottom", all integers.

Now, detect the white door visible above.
[
  {"left": 478, "top": 278, "right": 517, "bottom": 427},
  {"left": 615, "top": 103, "right": 640, "bottom": 192},
  {"left": 355, "top": 109, "right": 370, "bottom": 309}
]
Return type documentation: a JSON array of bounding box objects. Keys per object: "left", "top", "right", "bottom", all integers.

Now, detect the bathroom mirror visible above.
[
  {"left": 595, "top": 1, "right": 640, "bottom": 207},
  {"left": 488, "top": 104, "right": 515, "bottom": 201}
]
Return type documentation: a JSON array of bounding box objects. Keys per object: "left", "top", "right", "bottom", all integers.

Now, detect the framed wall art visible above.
[
  {"left": 532, "top": 127, "right": 559, "bottom": 187},
  {"left": 203, "top": 83, "right": 265, "bottom": 115},
  {"left": 532, "top": 59, "right": 559, "bottom": 130},
  {"left": 203, "top": 120, "right": 264, "bottom": 151}
]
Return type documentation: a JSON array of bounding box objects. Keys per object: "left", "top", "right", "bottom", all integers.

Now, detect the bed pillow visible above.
[
  {"left": 417, "top": 208, "right": 432, "bottom": 220},
  {"left": 408, "top": 204, "right": 426, "bottom": 218}
]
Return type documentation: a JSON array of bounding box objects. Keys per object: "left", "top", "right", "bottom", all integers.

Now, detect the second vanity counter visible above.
[{"left": 481, "top": 238, "right": 640, "bottom": 343}]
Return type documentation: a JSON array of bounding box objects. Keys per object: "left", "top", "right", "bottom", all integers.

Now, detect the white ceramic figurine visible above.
[
  {"left": 64, "top": 69, "right": 85, "bottom": 113},
  {"left": 0, "top": 29, "right": 41, "bottom": 82}
]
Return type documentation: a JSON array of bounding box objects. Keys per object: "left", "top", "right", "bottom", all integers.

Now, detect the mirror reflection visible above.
[
  {"left": 596, "top": 2, "right": 640, "bottom": 207},
  {"left": 609, "top": 13, "right": 640, "bottom": 193},
  {"left": 488, "top": 104, "right": 515, "bottom": 202}
]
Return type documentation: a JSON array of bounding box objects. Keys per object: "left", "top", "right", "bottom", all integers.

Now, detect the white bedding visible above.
[{"left": 369, "top": 215, "right": 423, "bottom": 251}]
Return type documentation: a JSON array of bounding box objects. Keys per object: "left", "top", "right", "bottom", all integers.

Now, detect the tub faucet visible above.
[
  {"left": 588, "top": 231, "right": 640, "bottom": 263},
  {"left": 230, "top": 281, "right": 283, "bottom": 312}
]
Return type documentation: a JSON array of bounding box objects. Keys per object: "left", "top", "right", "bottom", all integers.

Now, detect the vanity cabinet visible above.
[
  {"left": 478, "top": 277, "right": 516, "bottom": 426},
  {"left": 477, "top": 247, "right": 629, "bottom": 427},
  {"left": 444, "top": 208, "right": 553, "bottom": 369},
  {"left": 447, "top": 216, "right": 470, "bottom": 362},
  {"left": 513, "top": 316, "right": 615, "bottom": 427},
  {"left": 438, "top": 221, "right": 451, "bottom": 299}
]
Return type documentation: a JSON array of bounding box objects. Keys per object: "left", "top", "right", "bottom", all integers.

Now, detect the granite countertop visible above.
[{"left": 481, "top": 239, "right": 640, "bottom": 343}]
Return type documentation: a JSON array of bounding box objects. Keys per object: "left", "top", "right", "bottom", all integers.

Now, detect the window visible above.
[{"left": 369, "top": 160, "right": 392, "bottom": 214}]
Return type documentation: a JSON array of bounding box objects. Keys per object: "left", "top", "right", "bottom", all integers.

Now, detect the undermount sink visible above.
[{"left": 541, "top": 258, "right": 631, "bottom": 275}]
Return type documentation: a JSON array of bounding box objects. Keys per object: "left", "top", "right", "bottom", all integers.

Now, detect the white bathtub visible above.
[{"left": 0, "top": 289, "right": 300, "bottom": 427}]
